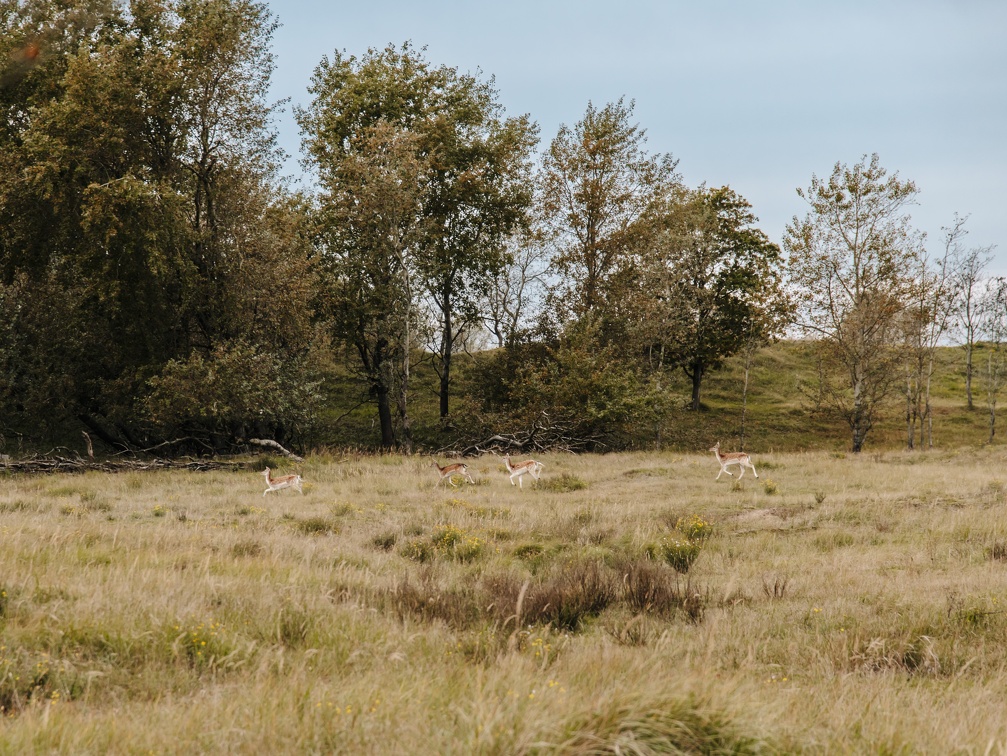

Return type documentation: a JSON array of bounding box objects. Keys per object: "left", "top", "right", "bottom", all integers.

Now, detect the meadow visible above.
[{"left": 2, "top": 448, "right": 1007, "bottom": 753}]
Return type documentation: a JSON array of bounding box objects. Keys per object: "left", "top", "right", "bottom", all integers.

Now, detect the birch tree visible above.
[
  {"left": 951, "top": 240, "right": 994, "bottom": 409},
  {"left": 786, "top": 154, "right": 923, "bottom": 452}
]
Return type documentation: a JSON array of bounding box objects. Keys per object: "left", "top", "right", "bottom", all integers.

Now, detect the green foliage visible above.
[
  {"left": 468, "top": 318, "right": 676, "bottom": 450},
  {"left": 676, "top": 514, "right": 713, "bottom": 543},
  {"left": 145, "top": 342, "right": 324, "bottom": 448},
  {"left": 539, "top": 473, "right": 588, "bottom": 492},
  {"left": 548, "top": 694, "right": 766, "bottom": 754},
  {"left": 294, "top": 517, "right": 338, "bottom": 536},
  {"left": 0, "top": 0, "right": 317, "bottom": 451},
  {"left": 398, "top": 524, "right": 486, "bottom": 563},
  {"left": 658, "top": 536, "right": 703, "bottom": 574},
  {"left": 636, "top": 185, "right": 792, "bottom": 409},
  {"left": 170, "top": 619, "right": 232, "bottom": 668},
  {"left": 298, "top": 42, "right": 538, "bottom": 429},
  {"left": 541, "top": 97, "right": 680, "bottom": 318},
  {"left": 786, "top": 154, "right": 923, "bottom": 453}
]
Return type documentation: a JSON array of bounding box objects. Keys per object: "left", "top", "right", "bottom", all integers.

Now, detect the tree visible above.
[
  {"left": 0, "top": 0, "right": 318, "bottom": 451},
  {"left": 951, "top": 238, "right": 995, "bottom": 409},
  {"left": 311, "top": 122, "right": 427, "bottom": 449},
  {"left": 637, "top": 186, "right": 790, "bottom": 411},
  {"left": 901, "top": 215, "right": 966, "bottom": 449},
  {"left": 298, "top": 43, "right": 537, "bottom": 422},
  {"left": 540, "top": 98, "right": 680, "bottom": 320},
  {"left": 786, "top": 154, "right": 923, "bottom": 453},
  {"left": 977, "top": 278, "right": 1007, "bottom": 443},
  {"left": 482, "top": 228, "right": 551, "bottom": 348}
]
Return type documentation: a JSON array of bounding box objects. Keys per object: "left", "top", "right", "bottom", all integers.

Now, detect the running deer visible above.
[
  {"left": 709, "top": 441, "right": 758, "bottom": 481},
  {"left": 261, "top": 467, "right": 304, "bottom": 496},
  {"left": 431, "top": 459, "right": 475, "bottom": 487},
  {"left": 503, "top": 455, "right": 544, "bottom": 489}
]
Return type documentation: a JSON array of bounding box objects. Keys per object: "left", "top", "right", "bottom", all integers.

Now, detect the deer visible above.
[
  {"left": 431, "top": 458, "right": 475, "bottom": 487},
  {"left": 709, "top": 441, "right": 758, "bottom": 481},
  {"left": 502, "top": 454, "right": 544, "bottom": 489},
  {"left": 261, "top": 466, "right": 304, "bottom": 496}
]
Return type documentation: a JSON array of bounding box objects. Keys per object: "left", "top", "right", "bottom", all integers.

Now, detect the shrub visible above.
[
  {"left": 432, "top": 525, "right": 485, "bottom": 562},
  {"left": 620, "top": 559, "right": 683, "bottom": 616},
  {"left": 659, "top": 537, "right": 702, "bottom": 574},
  {"left": 399, "top": 538, "right": 434, "bottom": 563},
  {"left": 676, "top": 514, "right": 713, "bottom": 543},
  {"left": 295, "top": 517, "right": 338, "bottom": 536},
  {"left": 523, "top": 561, "right": 617, "bottom": 631},
  {"left": 371, "top": 532, "right": 398, "bottom": 551},
  {"left": 545, "top": 693, "right": 766, "bottom": 753},
  {"left": 231, "top": 540, "right": 263, "bottom": 558},
  {"left": 540, "top": 473, "right": 588, "bottom": 492}
]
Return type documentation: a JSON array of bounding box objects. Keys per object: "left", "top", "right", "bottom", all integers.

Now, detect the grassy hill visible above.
[
  {"left": 692, "top": 339, "right": 994, "bottom": 453},
  {"left": 320, "top": 339, "right": 996, "bottom": 454}
]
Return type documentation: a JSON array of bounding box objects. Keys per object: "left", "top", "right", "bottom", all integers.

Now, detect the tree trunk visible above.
[
  {"left": 740, "top": 344, "right": 756, "bottom": 451},
  {"left": 852, "top": 368, "right": 865, "bottom": 453},
  {"left": 397, "top": 345, "right": 413, "bottom": 454},
  {"left": 689, "top": 361, "right": 704, "bottom": 411},
  {"left": 439, "top": 284, "right": 453, "bottom": 419},
  {"left": 966, "top": 339, "right": 974, "bottom": 410},
  {"left": 852, "top": 424, "right": 866, "bottom": 453},
  {"left": 910, "top": 370, "right": 918, "bottom": 448},
  {"left": 376, "top": 382, "right": 396, "bottom": 448}
]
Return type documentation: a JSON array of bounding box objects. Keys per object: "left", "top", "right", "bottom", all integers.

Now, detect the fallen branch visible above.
[
  {"left": 0, "top": 455, "right": 247, "bottom": 475},
  {"left": 245, "top": 438, "right": 304, "bottom": 463}
]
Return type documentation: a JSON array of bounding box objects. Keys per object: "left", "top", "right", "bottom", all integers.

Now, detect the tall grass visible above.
[{"left": 1, "top": 452, "right": 1007, "bottom": 751}]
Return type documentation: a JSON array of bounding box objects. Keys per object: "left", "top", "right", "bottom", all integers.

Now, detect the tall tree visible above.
[
  {"left": 951, "top": 238, "right": 995, "bottom": 410},
  {"left": 786, "top": 154, "right": 923, "bottom": 453},
  {"left": 298, "top": 43, "right": 537, "bottom": 421},
  {"left": 637, "top": 186, "right": 790, "bottom": 410},
  {"left": 901, "top": 215, "right": 966, "bottom": 449},
  {"left": 0, "top": 0, "right": 317, "bottom": 450},
  {"left": 311, "top": 122, "right": 426, "bottom": 449},
  {"left": 540, "top": 98, "right": 680, "bottom": 320},
  {"left": 978, "top": 278, "right": 1007, "bottom": 443}
]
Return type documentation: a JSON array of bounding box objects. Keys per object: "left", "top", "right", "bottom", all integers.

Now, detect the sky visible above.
[{"left": 264, "top": 0, "right": 1007, "bottom": 272}]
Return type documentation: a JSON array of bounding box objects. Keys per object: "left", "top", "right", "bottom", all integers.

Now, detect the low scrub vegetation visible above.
[{"left": 0, "top": 451, "right": 1006, "bottom": 751}]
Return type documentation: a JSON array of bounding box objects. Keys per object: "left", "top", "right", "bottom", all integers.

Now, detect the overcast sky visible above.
[{"left": 265, "top": 0, "right": 1006, "bottom": 271}]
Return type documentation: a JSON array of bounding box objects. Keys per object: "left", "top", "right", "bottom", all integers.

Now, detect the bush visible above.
[
  {"left": 540, "top": 473, "right": 588, "bottom": 493},
  {"left": 659, "top": 537, "right": 702, "bottom": 574},
  {"left": 294, "top": 517, "right": 338, "bottom": 536},
  {"left": 676, "top": 514, "right": 713, "bottom": 543}
]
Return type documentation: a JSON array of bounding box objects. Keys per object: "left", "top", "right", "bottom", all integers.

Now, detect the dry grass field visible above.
[{"left": 3, "top": 449, "right": 1007, "bottom": 753}]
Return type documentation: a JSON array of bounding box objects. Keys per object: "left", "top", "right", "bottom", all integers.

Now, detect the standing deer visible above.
[
  {"left": 503, "top": 455, "right": 544, "bottom": 489},
  {"left": 709, "top": 442, "right": 758, "bottom": 481}
]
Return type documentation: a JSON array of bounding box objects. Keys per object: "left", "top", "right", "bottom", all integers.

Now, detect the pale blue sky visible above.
[{"left": 265, "top": 1, "right": 1006, "bottom": 270}]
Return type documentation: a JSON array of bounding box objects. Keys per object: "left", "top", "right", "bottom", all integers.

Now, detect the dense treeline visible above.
[{"left": 0, "top": 2, "right": 999, "bottom": 455}]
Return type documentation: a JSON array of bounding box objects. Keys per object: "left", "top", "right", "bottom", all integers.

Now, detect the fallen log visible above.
[
  {"left": 0, "top": 455, "right": 248, "bottom": 475},
  {"left": 245, "top": 438, "right": 305, "bottom": 463}
]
